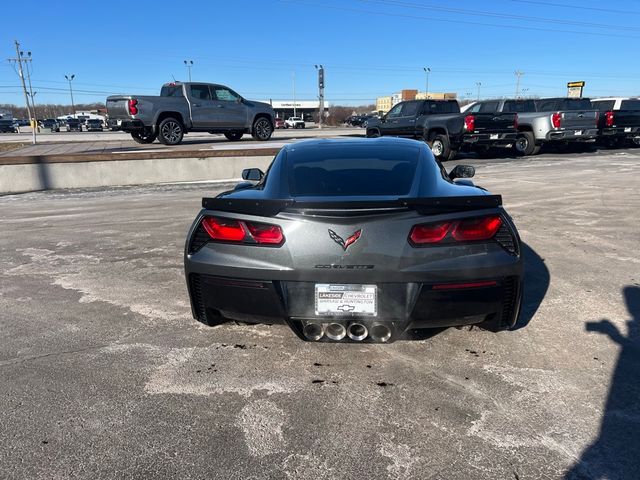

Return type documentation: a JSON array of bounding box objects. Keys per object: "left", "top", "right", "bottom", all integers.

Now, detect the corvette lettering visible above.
[{"left": 315, "top": 265, "right": 374, "bottom": 269}]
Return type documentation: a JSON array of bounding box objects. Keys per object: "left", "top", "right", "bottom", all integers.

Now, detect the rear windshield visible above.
[
  {"left": 538, "top": 98, "right": 592, "bottom": 111},
  {"left": 621, "top": 100, "right": 640, "bottom": 110},
  {"left": 592, "top": 100, "right": 615, "bottom": 111},
  {"left": 160, "top": 85, "right": 183, "bottom": 97},
  {"left": 287, "top": 146, "right": 419, "bottom": 197},
  {"left": 503, "top": 100, "right": 536, "bottom": 113}
]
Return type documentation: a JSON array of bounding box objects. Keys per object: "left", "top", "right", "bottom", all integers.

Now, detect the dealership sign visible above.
[{"left": 567, "top": 81, "right": 585, "bottom": 98}]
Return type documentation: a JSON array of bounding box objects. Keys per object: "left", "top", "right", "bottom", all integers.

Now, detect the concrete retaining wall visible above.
[{"left": 0, "top": 155, "right": 275, "bottom": 194}]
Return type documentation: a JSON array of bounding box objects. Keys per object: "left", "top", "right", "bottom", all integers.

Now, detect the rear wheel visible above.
[
  {"left": 224, "top": 131, "right": 244, "bottom": 141},
  {"left": 515, "top": 131, "right": 540, "bottom": 156},
  {"left": 130, "top": 129, "right": 157, "bottom": 144},
  {"left": 157, "top": 117, "right": 184, "bottom": 145},
  {"left": 430, "top": 134, "right": 456, "bottom": 161},
  {"left": 251, "top": 117, "right": 273, "bottom": 141}
]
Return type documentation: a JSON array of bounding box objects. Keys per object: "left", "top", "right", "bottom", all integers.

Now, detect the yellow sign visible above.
[{"left": 567, "top": 81, "right": 585, "bottom": 88}]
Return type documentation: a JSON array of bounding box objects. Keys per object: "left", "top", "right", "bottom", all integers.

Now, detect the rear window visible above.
[
  {"left": 287, "top": 146, "right": 419, "bottom": 197},
  {"left": 621, "top": 100, "right": 640, "bottom": 110},
  {"left": 421, "top": 101, "right": 459, "bottom": 114},
  {"left": 592, "top": 100, "right": 615, "bottom": 111},
  {"left": 560, "top": 99, "right": 593, "bottom": 110},
  {"left": 503, "top": 100, "right": 536, "bottom": 113},
  {"left": 161, "top": 85, "right": 183, "bottom": 97}
]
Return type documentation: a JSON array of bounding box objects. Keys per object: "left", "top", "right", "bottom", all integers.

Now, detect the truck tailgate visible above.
[
  {"left": 471, "top": 113, "right": 517, "bottom": 132},
  {"left": 106, "top": 96, "right": 132, "bottom": 119},
  {"left": 560, "top": 110, "right": 598, "bottom": 129},
  {"left": 611, "top": 110, "right": 640, "bottom": 128}
]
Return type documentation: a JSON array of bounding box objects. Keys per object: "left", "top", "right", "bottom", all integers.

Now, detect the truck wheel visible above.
[
  {"left": 224, "top": 132, "right": 244, "bottom": 141},
  {"left": 251, "top": 117, "right": 273, "bottom": 141},
  {"left": 515, "top": 132, "right": 539, "bottom": 156},
  {"left": 430, "top": 134, "right": 456, "bottom": 161},
  {"left": 131, "top": 129, "right": 157, "bottom": 144},
  {"left": 158, "top": 117, "right": 184, "bottom": 145}
]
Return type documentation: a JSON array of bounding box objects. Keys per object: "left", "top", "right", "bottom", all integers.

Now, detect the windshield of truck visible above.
[{"left": 160, "top": 85, "right": 184, "bottom": 97}]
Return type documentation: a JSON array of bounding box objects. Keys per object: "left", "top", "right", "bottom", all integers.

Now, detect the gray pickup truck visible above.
[
  {"left": 465, "top": 98, "right": 599, "bottom": 155},
  {"left": 106, "top": 82, "right": 276, "bottom": 145}
]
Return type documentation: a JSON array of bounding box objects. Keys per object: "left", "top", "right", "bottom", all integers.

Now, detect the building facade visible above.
[
  {"left": 376, "top": 96, "right": 393, "bottom": 113},
  {"left": 376, "top": 90, "right": 458, "bottom": 113},
  {"left": 263, "top": 100, "right": 330, "bottom": 122}
]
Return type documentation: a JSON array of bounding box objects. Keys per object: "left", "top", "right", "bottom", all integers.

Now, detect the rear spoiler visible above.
[{"left": 201, "top": 195, "right": 502, "bottom": 217}]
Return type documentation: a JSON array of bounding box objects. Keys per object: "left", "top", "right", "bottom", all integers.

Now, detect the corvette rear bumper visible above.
[{"left": 187, "top": 272, "right": 522, "bottom": 342}]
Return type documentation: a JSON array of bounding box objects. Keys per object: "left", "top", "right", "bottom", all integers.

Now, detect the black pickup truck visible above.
[
  {"left": 591, "top": 97, "right": 640, "bottom": 148},
  {"left": 365, "top": 99, "right": 517, "bottom": 160}
]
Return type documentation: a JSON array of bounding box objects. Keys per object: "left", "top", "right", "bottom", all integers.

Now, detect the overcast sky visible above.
[{"left": 1, "top": 0, "right": 639, "bottom": 106}]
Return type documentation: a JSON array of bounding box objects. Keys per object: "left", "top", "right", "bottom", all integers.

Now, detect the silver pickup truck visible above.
[
  {"left": 464, "top": 98, "right": 599, "bottom": 155},
  {"left": 106, "top": 82, "right": 276, "bottom": 145}
]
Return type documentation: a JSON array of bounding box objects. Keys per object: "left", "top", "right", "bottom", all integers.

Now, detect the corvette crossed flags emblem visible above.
[{"left": 328, "top": 229, "right": 362, "bottom": 251}]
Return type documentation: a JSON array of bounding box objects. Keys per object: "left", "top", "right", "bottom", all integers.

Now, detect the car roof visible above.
[{"left": 282, "top": 137, "right": 424, "bottom": 156}]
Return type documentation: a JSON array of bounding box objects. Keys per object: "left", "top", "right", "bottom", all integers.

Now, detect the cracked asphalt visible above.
[{"left": 1, "top": 148, "right": 639, "bottom": 479}]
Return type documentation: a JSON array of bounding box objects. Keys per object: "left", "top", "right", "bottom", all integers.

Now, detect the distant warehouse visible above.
[
  {"left": 264, "top": 100, "right": 330, "bottom": 122},
  {"left": 376, "top": 90, "right": 457, "bottom": 113}
]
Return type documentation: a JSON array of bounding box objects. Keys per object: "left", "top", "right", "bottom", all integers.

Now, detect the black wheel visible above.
[
  {"left": 366, "top": 128, "right": 380, "bottom": 138},
  {"left": 251, "top": 117, "right": 273, "bottom": 141},
  {"left": 224, "top": 131, "right": 244, "bottom": 141},
  {"left": 130, "top": 129, "right": 157, "bottom": 144},
  {"left": 157, "top": 117, "right": 184, "bottom": 145},
  {"left": 515, "top": 131, "right": 539, "bottom": 156},
  {"left": 430, "top": 134, "right": 456, "bottom": 161}
]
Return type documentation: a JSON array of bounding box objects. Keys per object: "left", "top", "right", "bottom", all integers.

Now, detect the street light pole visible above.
[
  {"left": 315, "top": 64, "right": 324, "bottom": 129},
  {"left": 65, "top": 74, "right": 76, "bottom": 116},
  {"left": 9, "top": 41, "right": 36, "bottom": 144},
  {"left": 292, "top": 71, "right": 297, "bottom": 118},
  {"left": 184, "top": 60, "right": 193, "bottom": 81},
  {"left": 475, "top": 82, "right": 482, "bottom": 101},
  {"left": 515, "top": 70, "right": 524, "bottom": 99},
  {"left": 423, "top": 67, "right": 430, "bottom": 99}
]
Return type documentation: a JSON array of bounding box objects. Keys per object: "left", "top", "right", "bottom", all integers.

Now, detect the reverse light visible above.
[
  {"left": 409, "top": 215, "right": 503, "bottom": 246},
  {"left": 464, "top": 115, "right": 475, "bottom": 132},
  {"left": 605, "top": 111, "right": 615, "bottom": 127},
  {"left": 200, "top": 216, "right": 284, "bottom": 246},
  {"left": 551, "top": 112, "right": 561, "bottom": 129},
  {"left": 128, "top": 99, "right": 139, "bottom": 115}
]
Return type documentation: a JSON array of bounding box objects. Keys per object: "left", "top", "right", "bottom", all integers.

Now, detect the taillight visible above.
[
  {"left": 409, "top": 215, "right": 502, "bottom": 246},
  {"left": 605, "top": 110, "right": 615, "bottom": 127},
  {"left": 451, "top": 216, "right": 502, "bottom": 241},
  {"left": 551, "top": 112, "right": 561, "bottom": 129},
  {"left": 200, "top": 216, "right": 284, "bottom": 246},
  {"left": 409, "top": 222, "right": 452, "bottom": 244},
  {"left": 464, "top": 114, "right": 475, "bottom": 132},
  {"left": 513, "top": 113, "right": 518, "bottom": 130},
  {"left": 128, "top": 99, "right": 139, "bottom": 115}
]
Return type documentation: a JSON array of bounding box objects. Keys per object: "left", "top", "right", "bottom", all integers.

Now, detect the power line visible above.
[{"left": 509, "top": 0, "right": 640, "bottom": 16}]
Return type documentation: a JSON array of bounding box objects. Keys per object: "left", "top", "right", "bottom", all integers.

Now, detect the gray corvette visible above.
[{"left": 184, "top": 138, "right": 523, "bottom": 343}]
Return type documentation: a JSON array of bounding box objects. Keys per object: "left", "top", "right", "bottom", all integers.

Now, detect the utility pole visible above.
[
  {"left": 292, "top": 71, "right": 297, "bottom": 117},
  {"left": 184, "top": 60, "right": 193, "bottom": 81},
  {"left": 23, "top": 51, "right": 37, "bottom": 125},
  {"left": 315, "top": 65, "right": 324, "bottom": 129},
  {"left": 65, "top": 74, "right": 76, "bottom": 116},
  {"left": 8, "top": 41, "right": 36, "bottom": 144},
  {"left": 423, "top": 67, "right": 430, "bottom": 99},
  {"left": 475, "top": 82, "right": 482, "bottom": 101},
  {"left": 515, "top": 70, "right": 524, "bottom": 98}
]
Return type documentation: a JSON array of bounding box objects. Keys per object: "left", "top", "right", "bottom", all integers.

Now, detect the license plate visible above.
[
  {"left": 117, "top": 119, "right": 123, "bottom": 126},
  {"left": 625, "top": 127, "right": 632, "bottom": 132},
  {"left": 315, "top": 284, "right": 377, "bottom": 316},
  {"left": 575, "top": 130, "right": 583, "bottom": 136},
  {"left": 490, "top": 133, "right": 499, "bottom": 140}
]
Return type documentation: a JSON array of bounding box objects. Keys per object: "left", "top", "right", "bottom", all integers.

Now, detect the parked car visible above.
[
  {"left": 274, "top": 117, "right": 286, "bottom": 129},
  {"left": 591, "top": 97, "right": 640, "bottom": 148},
  {"left": 285, "top": 117, "right": 305, "bottom": 129},
  {"left": 85, "top": 119, "right": 104, "bottom": 132},
  {"left": 365, "top": 99, "right": 518, "bottom": 160},
  {"left": 0, "top": 119, "right": 18, "bottom": 133},
  {"left": 66, "top": 118, "right": 82, "bottom": 132},
  {"left": 465, "top": 98, "right": 599, "bottom": 156},
  {"left": 106, "top": 81, "right": 275, "bottom": 145},
  {"left": 184, "top": 138, "right": 523, "bottom": 341},
  {"left": 41, "top": 119, "right": 60, "bottom": 132}
]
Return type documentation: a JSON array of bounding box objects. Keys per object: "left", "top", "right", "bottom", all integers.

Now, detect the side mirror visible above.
[
  {"left": 241, "top": 168, "right": 264, "bottom": 182},
  {"left": 449, "top": 165, "right": 475, "bottom": 180}
]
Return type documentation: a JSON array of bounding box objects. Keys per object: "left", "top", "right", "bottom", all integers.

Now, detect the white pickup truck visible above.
[{"left": 285, "top": 117, "right": 305, "bottom": 129}]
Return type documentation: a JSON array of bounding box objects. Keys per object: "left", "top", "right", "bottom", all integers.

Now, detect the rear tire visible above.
[
  {"left": 157, "top": 117, "right": 184, "bottom": 145},
  {"left": 224, "top": 131, "right": 244, "bottom": 141},
  {"left": 130, "top": 129, "right": 157, "bottom": 144},
  {"left": 515, "top": 131, "right": 539, "bottom": 156},
  {"left": 430, "top": 134, "right": 456, "bottom": 161},
  {"left": 251, "top": 117, "right": 273, "bottom": 141}
]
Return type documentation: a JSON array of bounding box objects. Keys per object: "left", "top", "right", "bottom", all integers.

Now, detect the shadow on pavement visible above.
[
  {"left": 513, "top": 243, "right": 550, "bottom": 330},
  {"left": 565, "top": 286, "right": 640, "bottom": 479}
]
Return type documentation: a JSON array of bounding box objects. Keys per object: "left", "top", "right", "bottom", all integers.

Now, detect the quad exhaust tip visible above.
[
  {"left": 303, "top": 322, "right": 324, "bottom": 341},
  {"left": 325, "top": 322, "right": 347, "bottom": 341},
  {"left": 370, "top": 323, "right": 392, "bottom": 343},
  {"left": 347, "top": 323, "right": 368, "bottom": 341}
]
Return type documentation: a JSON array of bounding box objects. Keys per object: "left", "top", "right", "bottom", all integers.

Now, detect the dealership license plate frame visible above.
[{"left": 315, "top": 284, "right": 377, "bottom": 316}]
